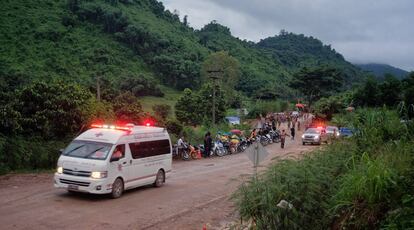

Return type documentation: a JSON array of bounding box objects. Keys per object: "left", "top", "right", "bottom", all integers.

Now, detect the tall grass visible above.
[{"left": 233, "top": 108, "right": 414, "bottom": 229}]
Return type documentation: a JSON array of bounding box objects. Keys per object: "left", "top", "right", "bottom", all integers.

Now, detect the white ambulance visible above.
[{"left": 54, "top": 123, "right": 172, "bottom": 198}]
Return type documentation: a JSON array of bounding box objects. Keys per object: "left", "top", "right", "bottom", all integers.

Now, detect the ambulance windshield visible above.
[{"left": 62, "top": 140, "right": 113, "bottom": 160}]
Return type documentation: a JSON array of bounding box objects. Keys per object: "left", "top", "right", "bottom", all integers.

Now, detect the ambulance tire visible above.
[
  {"left": 154, "top": 169, "right": 165, "bottom": 187},
  {"left": 111, "top": 178, "right": 124, "bottom": 199}
]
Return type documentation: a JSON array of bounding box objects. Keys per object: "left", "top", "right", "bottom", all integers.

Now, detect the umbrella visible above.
[
  {"left": 295, "top": 103, "right": 305, "bottom": 108},
  {"left": 230, "top": 129, "right": 242, "bottom": 135}
]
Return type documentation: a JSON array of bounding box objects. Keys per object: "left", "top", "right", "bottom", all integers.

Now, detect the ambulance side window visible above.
[
  {"left": 129, "top": 140, "right": 170, "bottom": 159},
  {"left": 129, "top": 142, "right": 142, "bottom": 159},
  {"left": 113, "top": 144, "right": 125, "bottom": 159}
]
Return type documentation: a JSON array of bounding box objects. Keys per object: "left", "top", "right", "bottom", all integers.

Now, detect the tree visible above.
[
  {"left": 201, "top": 51, "right": 240, "bottom": 90},
  {"left": 165, "top": 120, "right": 183, "bottom": 137},
  {"left": 354, "top": 76, "right": 381, "bottom": 107},
  {"left": 201, "top": 51, "right": 241, "bottom": 108},
  {"left": 152, "top": 104, "right": 171, "bottom": 122},
  {"left": 290, "top": 66, "right": 344, "bottom": 108},
  {"left": 175, "top": 89, "right": 202, "bottom": 125},
  {"left": 113, "top": 92, "right": 143, "bottom": 123},
  {"left": 120, "top": 74, "right": 164, "bottom": 97},
  {"left": 198, "top": 83, "right": 227, "bottom": 124},
  {"left": 314, "top": 95, "right": 347, "bottom": 120},
  {"left": 379, "top": 74, "right": 402, "bottom": 107},
  {"left": 18, "top": 81, "right": 92, "bottom": 137},
  {"left": 402, "top": 72, "right": 414, "bottom": 118}
]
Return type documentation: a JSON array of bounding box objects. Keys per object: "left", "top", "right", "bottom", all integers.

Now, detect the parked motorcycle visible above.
[
  {"left": 258, "top": 134, "right": 272, "bottom": 146},
  {"left": 172, "top": 144, "right": 191, "bottom": 160},
  {"left": 213, "top": 140, "right": 227, "bottom": 157},
  {"left": 269, "top": 130, "right": 281, "bottom": 143},
  {"left": 237, "top": 138, "right": 248, "bottom": 152}
]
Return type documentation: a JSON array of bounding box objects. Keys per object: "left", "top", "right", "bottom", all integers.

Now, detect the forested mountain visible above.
[
  {"left": 356, "top": 63, "right": 409, "bottom": 80},
  {"left": 0, "top": 0, "right": 364, "bottom": 97},
  {"left": 196, "top": 22, "right": 291, "bottom": 96},
  {"left": 257, "top": 31, "right": 363, "bottom": 86}
]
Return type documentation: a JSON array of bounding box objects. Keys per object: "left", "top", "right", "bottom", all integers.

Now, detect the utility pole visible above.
[{"left": 207, "top": 70, "right": 223, "bottom": 126}]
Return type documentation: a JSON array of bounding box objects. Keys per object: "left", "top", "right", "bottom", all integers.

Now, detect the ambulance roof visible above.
[{"left": 75, "top": 126, "right": 167, "bottom": 144}]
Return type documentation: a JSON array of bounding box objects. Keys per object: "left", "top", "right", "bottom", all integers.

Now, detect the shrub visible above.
[{"left": 165, "top": 119, "right": 183, "bottom": 137}]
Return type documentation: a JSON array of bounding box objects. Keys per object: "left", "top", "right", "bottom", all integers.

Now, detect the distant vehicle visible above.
[
  {"left": 339, "top": 127, "right": 353, "bottom": 137},
  {"left": 302, "top": 127, "right": 328, "bottom": 145},
  {"left": 291, "top": 111, "right": 300, "bottom": 116},
  {"left": 326, "top": 126, "right": 339, "bottom": 138},
  {"left": 225, "top": 116, "right": 240, "bottom": 125},
  {"left": 54, "top": 123, "right": 172, "bottom": 198}
]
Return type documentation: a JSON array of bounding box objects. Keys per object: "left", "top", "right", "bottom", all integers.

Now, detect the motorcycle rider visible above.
[
  {"left": 177, "top": 136, "right": 188, "bottom": 157},
  {"left": 249, "top": 129, "right": 257, "bottom": 142}
]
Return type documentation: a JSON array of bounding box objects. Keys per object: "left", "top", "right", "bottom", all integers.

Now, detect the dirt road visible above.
[{"left": 0, "top": 129, "right": 316, "bottom": 230}]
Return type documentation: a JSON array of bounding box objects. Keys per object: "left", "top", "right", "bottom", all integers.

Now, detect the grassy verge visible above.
[{"left": 139, "top": 86, "right": 182, "bottom": 115}]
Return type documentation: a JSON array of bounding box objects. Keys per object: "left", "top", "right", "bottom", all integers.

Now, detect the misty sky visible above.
[{"left": 160, "top": 0, "right": 413, "bottom": 71}]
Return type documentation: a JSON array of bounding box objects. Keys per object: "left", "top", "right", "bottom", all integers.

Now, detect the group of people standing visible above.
[{"left": 257, "top": 111, "right": 306, "bottom": 149}]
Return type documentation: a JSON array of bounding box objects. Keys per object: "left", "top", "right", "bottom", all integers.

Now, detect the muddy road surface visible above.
[{"left": 0, "top": 130, "right": 317, "bottom": 230}]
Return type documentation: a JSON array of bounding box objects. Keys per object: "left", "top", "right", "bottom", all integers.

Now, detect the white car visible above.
[
  {"left": 54, "top": 124, "right": 172, "bottom": 198},
  {"left": 326, "top": 126, "right": 340, "bottom": 138},
  {"left": 302, "top": 127, "right": 328, "bottom": 145}
]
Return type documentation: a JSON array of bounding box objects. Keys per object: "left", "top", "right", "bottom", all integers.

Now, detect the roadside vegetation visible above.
[{"left": 234, "top": 109, "right": 414, "bottom": 229}]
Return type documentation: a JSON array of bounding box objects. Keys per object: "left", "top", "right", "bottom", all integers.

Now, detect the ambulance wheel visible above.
[
  {"left": 111, "top": 178, "right": 124, "bottom": 199},
  {"left": 154, "top": 169, "right": 165, "bottom": 187}
]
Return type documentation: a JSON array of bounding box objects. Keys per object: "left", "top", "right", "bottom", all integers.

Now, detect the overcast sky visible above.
[{"left": 160, "top": 0, "right": 413, "bottom": 71}]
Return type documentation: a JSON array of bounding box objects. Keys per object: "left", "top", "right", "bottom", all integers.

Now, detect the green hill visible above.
[
  {"left": 356, "top": 63, "right": 409, "bottom": 80},
  {"left": 257, "top": 31, "right": 363, "bottom": 86},
  {"left": 0, "top": 0, "right": 154, "bottom": 87},
  {"left": 0, "top": 0, "right": 364, "bottom": 100}
]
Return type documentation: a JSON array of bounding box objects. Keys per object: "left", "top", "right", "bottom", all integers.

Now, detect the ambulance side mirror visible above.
[
  {"left": 110, "top": 156, "right": 120, "bottom": 162},
  {"left": 59, "top": 149, "right": 64, "bottom": 155}
]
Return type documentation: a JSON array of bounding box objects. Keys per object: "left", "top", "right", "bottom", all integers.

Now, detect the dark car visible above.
[{"left": 339, "top": 127, "right": 353, "bottom": 137}]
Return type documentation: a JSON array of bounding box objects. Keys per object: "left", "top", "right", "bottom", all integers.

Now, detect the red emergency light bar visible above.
[{"left": 90, "top": 123, "right": 133, "bottom": 131}]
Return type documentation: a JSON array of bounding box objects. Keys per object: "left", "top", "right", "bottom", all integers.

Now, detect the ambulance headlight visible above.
[
  {"left": 91, "top": 171, "right": 108, "bottom": 179},
  {"left": 57, "top": 166, "right": 63, "bottom": 174}
]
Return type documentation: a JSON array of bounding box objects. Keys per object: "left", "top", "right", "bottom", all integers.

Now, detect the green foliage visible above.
[
  {"left": 119, "top": 74, "right": 164, "bottom": 97},
  {"left": 0, "top": 0, "right": 154, "bottom": 90},
  {"left": 234, "top": 108, "right": 414, "bottom": 229},
  {"left": 152, "top": 104, "right": 171, "bottom": 122},
  {"left": 234, "top": 142, "right": 355, "bottom": 229},
  {"left": 198, "top": 83, "right": 227, "bottom": 124},
  {"left": 175, "top": 84, "right": 227, "bottom": 125},
  {"left": 201, "top": 51, "right": 240, "bottom": 88},
  {"left": 402, "top": 72, "right": 414, "bottom": 118},
  {"left": 290, "top": 65, "right": 344, "bottom": 108},
  {"left": 0, "top": 0, "right": 366, "bottom": 101},
  {"left": 314, "top": 92, "right": 353, "bottom": 119},
  {"left": 246, "top": 100, "right": 289, "bottom": 118},
  {"left": 17, "top": 81, "right": 92, "bottom": 138},
  {"left": 175, "top": 88, "right": 202, "bottom": 125},
  {"left": 257, "top": 31, "right": 364, "bottom": 86},
  {"left": 165, "top": 119, "right": 183, "bottom": 137},
  {"left": 0, "top": 135, "right": 69, "bottom": 174},
  {"left": 354, "top": 75, "right": 404, "bottom": 108},
  {"left": 379, "top": 74, "right": 402, "bottom": 107},
  {"left": 113, "top": 91, "right": 144, "bottom": 123},
  {"left": 197, "top": 21, "right": 293, "bottom": 96}
]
